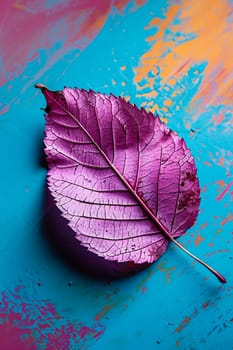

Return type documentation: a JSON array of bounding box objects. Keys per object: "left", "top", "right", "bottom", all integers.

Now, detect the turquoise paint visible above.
[{"left": 0, "top": 0, "right": 232, "bottom": 349}]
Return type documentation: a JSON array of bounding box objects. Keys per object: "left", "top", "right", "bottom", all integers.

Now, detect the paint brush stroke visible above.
[
  {"left": 134, "top": 0, "right": 233, "bottom": 115},
  {"left": 0, "top": 286, "right": 105, "bottom": 349},
  {"left": 0, "top": 0, "right": 133, "bottom": 85}
]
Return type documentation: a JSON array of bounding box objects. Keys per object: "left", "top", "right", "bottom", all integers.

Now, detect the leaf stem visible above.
[{"left": 169, "top": 236, "right": 226, "bottom": 283}]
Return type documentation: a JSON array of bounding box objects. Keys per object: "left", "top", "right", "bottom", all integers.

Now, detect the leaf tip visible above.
[{"left": 35, "top": 83, "right": 47, "bottom": 90}]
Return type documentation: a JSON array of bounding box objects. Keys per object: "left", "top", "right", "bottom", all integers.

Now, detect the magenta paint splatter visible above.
[{"left": 0, "top": 286, "right": 105, "bottom": 349}]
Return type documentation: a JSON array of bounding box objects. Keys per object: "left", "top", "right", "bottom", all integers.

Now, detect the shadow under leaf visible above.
[{"left": 42, "top": 188, "right": 149, "bottom": 280}]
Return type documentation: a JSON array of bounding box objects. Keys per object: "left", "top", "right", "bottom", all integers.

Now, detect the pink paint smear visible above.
[
  {"left": 0, "top": 0, "right": 132, "bottom": 85},
  {"left": 0, "top": 286, "right": 105, "bottom": 349}
]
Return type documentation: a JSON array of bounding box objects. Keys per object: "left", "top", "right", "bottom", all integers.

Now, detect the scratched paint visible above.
[
  {"left": 132, "top": 0, "right": 232, "bottom": 299},
  {"left": 157, "top": 259, "right": 177, "bottom": 284},
  {"left": 0, "top": 286, "right": 105, "bottom": 349},
  {"left": 1, "top": 1, "right": 233, "bottom": 349},
  {"left": 221, "top": 213, "right": 233, "bottom": 226},
  {"left": 174, "top": 296, "right": 233, "bottom": 347},
  {"left": 134, "top": 0, "right": 233, "bottom": 112}
]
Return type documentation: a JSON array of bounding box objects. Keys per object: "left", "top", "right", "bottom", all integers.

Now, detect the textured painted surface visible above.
[{"left": 0, "top": 0, "right": 232, "bottom": 349}]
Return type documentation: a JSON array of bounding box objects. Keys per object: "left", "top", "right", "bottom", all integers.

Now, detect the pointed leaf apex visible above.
[{"left": 35, "top": 83, "right": 47, "bottom": 90}]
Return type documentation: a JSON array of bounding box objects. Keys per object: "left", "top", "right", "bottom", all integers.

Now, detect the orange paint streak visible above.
[
  {"left": 194, "top": 234, "right": 204, "bottom": 246},
  {"left": 212, "top": 113, "right": 225, "bottom": 125},
  {"left": 175, "top": 317, "right": 191, "bottom": 333},
  {"left": 200, "top": 223, "right": 208, "bottom": 229},
  {"left": 136, "top": 269, "right": 156, "bottom": 291},
  {"left": 221, "top": 213, "right": 233, "bottom": 226},
  {"left": 157, "top": 260, "right": 176, "bottom": 283},
  {"left": 135, "top": 3, "right": 179, "bottom": 83},
  {"left": 216, "top": 180, "right": 226, "bottom": 189},
  {"left": 202, "top": 302, "right": 209, "bottom": 309},
  {"left": 216, "top": 181, "right": 233, "bottom": 201},
  {"left": 205, "top": 249, "right": 229, "bottom": 257},
  {"left": 0, "top": 105, "right": 9, "bottom": 115},
  {"left": 203, "top": 161, "right": 211, "bottom": 167},
  {"left": 135, "top": 0, "right": 232, "bottom": 107},
  {"left": 175, "top": 308, "right": 199, "bottom": 334},
  {"left": 219, "top": 157, "right": 225, "bottom": 167},
  {"left": 94, "top": 305, "right": 112, "bottom": 321}
]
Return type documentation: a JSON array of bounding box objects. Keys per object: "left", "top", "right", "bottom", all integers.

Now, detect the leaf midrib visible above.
[{"left": 51, "top": 89, "right": 174, "bottom": 243}]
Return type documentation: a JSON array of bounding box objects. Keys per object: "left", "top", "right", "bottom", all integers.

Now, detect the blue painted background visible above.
[{"left": 0, "top": 1, "right": 232, "bottom": 349}]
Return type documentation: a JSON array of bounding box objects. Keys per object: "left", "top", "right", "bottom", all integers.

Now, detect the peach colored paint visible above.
[{"left": 134, "top": 0, "right": 232, "bottom": 108}]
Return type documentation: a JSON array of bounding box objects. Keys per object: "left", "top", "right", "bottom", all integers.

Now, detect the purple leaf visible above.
[{"left": 36, "top": 84, "right": 226, "bottom": 283}]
